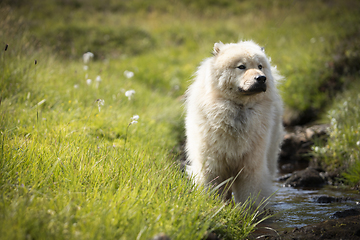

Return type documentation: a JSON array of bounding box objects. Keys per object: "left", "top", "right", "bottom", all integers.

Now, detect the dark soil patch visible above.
[
  {"left": 282, "top": 167, "right": 326, "bottom": 188},
  {"left": 279, "top": 124, "right": 328, "bottom": 174}
]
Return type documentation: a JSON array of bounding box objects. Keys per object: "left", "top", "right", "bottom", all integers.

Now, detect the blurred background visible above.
[{"left": 2, "top": 0, "right": 360, "bottom": 124}]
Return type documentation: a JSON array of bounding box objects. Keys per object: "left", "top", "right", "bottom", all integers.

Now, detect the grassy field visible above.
[{"left": 1, "top": 0, "right": 360, "bottom": 239}]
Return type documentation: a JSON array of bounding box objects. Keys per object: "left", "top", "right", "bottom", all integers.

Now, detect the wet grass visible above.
[{"left": 1, "top": 0, "right": 360, "bottom": 239}]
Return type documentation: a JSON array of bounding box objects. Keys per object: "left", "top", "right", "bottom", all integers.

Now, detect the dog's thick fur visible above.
[{"left": 185, "top": 40, "right": 284, "bottom": 206}]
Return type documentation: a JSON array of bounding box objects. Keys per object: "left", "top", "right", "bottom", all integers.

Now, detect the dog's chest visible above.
[
  {"left": 207, "top": 107, "right": 260, "bottom": 148},
  {"left": 226, "top": 106, "right": 261, "bottom": 133}
]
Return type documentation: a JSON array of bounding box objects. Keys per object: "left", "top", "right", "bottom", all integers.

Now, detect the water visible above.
[
  {"left": 258, "top": 160, "right": 360, "bottom": 232},
  {"left": 252, "top": 177, "right": 360, "bottom": 238},
  {"left": 269, "top": 181, "right": 360, "bottom": 230}
]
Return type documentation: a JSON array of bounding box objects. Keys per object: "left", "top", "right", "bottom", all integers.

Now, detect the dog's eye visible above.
[
  {"left": 238, "top": 65, "right": 246, "bottom": 70},
  {"left": 258, "top": 65, "right": 263, "bottom": 70}
]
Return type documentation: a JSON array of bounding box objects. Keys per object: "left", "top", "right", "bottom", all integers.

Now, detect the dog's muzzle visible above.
[
  {"left": 238, "top": 75, "right": 267, "bottom": 95},
  {"left": 252, "top": 75, "right": 267, "bottom": 92}
]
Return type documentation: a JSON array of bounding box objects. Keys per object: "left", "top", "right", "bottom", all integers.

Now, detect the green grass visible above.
[
  {"left": 313, "top": 78, "right": 360, "bottom": 187},
  {"left": 0, "top": 37, "right": 266, "bottom": 239},
  {"left": 1, "top": 0, "right": 360, "bottom": 239}
]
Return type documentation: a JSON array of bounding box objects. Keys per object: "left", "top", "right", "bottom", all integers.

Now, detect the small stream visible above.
[
  {"left": 270, "top": 180, "right": 360, "bottom": 230},
  {"left": 255, "top": 169, "right": 360, "bottom": 237},
  {"left": 251, "top": 124, "right": 360, "bottom": 238}
]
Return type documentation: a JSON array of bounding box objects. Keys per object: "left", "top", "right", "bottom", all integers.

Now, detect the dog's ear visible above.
[{"left": 213, "top": 42, "right": 224, "bottom": 56}]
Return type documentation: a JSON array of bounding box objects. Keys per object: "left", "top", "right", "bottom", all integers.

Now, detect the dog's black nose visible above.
[{"left": 255, "top": 75, "right": 266, "bottom": 83}]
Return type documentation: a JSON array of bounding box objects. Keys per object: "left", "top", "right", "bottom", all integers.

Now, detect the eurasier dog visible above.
[{"left": 185, "top": 41, "right": 284, "bottom": 206}]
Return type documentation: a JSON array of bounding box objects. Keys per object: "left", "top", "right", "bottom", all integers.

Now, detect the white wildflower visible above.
[
  {"left": 357, "top": 141, "right": 360, "bottom": 146},
  {"left": 130, "top": 120, "right": 138, "bottom": 125},
  {"left": 97, "top": 99, "right": 105, "bottom": 112},
  {"left": 124, "top": 70, "right": 134, "bottom": 79},
  {"left": 83, "top": 52, "right": 94, "bottom": 64},
  {"left": 95, "top": 76, "right": 102, "bottom": 88},
  {"left": 125, "top": 90, "right": 135, "bottom": 100},
  {"left": 131, "top": 115, "right": 139, "bottom": 121},
  {"left": 331, "top": 118, "right": 337, "bottom": 126},
  {"left": 74, "top": 84, "right": 79, "bottom": 89},
  {"left": 86, "top": 79, "right": 92, "bottom": 85},
  {"left": 310, "top": 38, "right": 316, "bottom": 43},
  {"left": 83, "top": 65, "right": 88, "bottom": 71},
  {"left": 128, "top": 115, "right": 139, "bottom": 126}
]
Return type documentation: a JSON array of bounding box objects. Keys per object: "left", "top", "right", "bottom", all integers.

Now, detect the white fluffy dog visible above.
[{"left": 185, "top": 40, "right": 284, "bottom": 206}]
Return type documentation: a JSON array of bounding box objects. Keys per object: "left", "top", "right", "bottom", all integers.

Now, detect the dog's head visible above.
[{"left": 210, "top": 41, "right": 274, "bottom": 101}]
